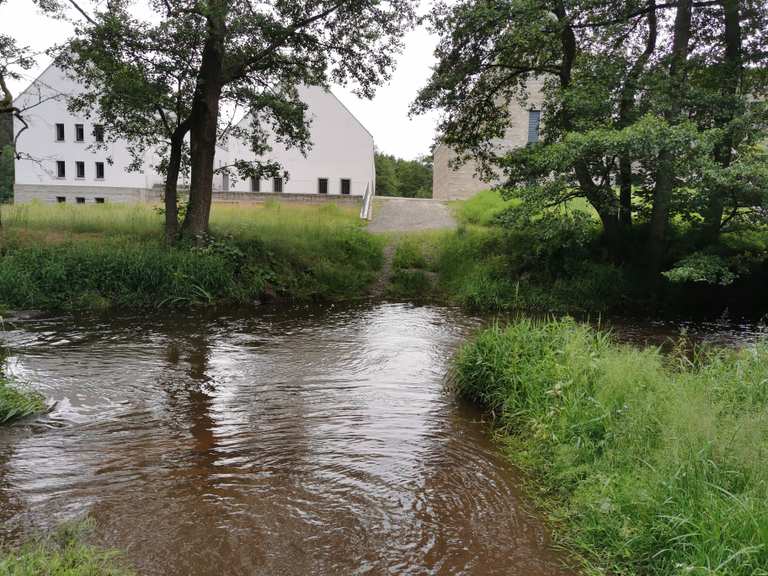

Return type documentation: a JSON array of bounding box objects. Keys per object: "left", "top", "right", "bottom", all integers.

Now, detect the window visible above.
[
  {"left": 250, "top": 176, "right": 260, "bottom": 192},
  {"left": 95, "top": 161, "right": 105, "bottom": 180},
  {"left": 93, "top": 124, "right": 104, "bottom": 142},
  {"left": 75, "top": 124, "right": 84, "bottom": 142},
  {"left": 95, "top": 197, "right": 105, "bottom": 204},
  {"left": 340, "top": 178, "right": 351, "bottom": 195},
  {"left": 222, "top": 173, "right": 229, "bottom": 192},
  {"left": 318, "top": 178, "right": 328, "bottom": 195},
  {"left": 56, "top": 196, "right": 66, "bottom": 203},
  {"left": 273, "top": 177, "right": 283, "bottom": 193},
  {"left": 75, "top": 161, "right": 85, "bottom": 178},
  {"left": 56, "top": 160, "right": 66, "bottom": 178},
  {"left": 527, "top": 109, "right": 541, "bottom": 144},
  {"left": 55, "top": 123, "right": 65, "bottom": 142},
  {"left": 76, "top": 197, "right": 85, "bottom": 204}
]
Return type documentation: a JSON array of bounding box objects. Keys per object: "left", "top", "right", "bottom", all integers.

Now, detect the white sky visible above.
[{"left": 0, "top": 0, "right": 440, "bottom": 160}]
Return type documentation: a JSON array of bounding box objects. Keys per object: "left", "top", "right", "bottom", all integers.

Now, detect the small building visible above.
[
  {"left": 12, "top": 63, "right": 375, "bottom": 204},
  {"left": 432, "top": 77, "right": 545, "bottom": 200}
]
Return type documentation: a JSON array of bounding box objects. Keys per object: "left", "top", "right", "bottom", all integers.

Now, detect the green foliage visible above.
[
  {"left": 0, "top": 521, "right": 134, "bottom": 575},
  {"left": 454, "top": 319, "right": 768, "bottom": 575},
  {"left": 663, "top": 252, "right": 737, "bottom": 286},
  {"left": 374, "top": 153, "right": 432, "bottom": 198},
  {"left": 0, "top": 357, "right": 45, "bottom": 425},
  {"left": 0, "top": 203, "right": 382, "bottom": 310}
]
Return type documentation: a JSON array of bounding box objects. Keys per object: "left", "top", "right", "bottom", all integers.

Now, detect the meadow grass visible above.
[
  {"left": 0, "top": 348, "right": 44, "bottom": 424},
  {"left": 0, "top": 201, "right": 383, "bottom": 310},
  {"left": 0, "top": 521, "right": 134, "bottom": 576},
  {"left": 454, "top": 318, "right": 768, "bottom": 576}
]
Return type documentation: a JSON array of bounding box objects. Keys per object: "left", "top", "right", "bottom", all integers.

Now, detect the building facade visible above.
[
  {"left": 432, "top": 77, "right": 545, "bottom": 200},
  {"left": 13, "top": 64, "right": 375, "bottom": 204}
]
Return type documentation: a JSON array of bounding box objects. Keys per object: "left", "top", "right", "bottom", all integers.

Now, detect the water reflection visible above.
[{"left": 0, "top": 303, "right": 573, "bottom": 575}]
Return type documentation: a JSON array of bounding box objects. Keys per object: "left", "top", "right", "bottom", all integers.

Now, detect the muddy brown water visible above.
[{"left": 1, "top": 303, "right": 575, "bottom": 576}]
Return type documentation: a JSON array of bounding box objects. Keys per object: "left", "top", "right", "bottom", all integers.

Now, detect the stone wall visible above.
[{"left": 432, "top": 77, "right": 547, "bottom": 200}]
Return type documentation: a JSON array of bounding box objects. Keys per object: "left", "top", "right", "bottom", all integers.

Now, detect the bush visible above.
[
  {"left": 454, "top": 319, "right": 768, "bottom": 575},
  {"left": 453, "top": 189, "right": 517, "bottom": 226},
  {"left": 0, "top": 350, "right": 44, "bottom": 424}
]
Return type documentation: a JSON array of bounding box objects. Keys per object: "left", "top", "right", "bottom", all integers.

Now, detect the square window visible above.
[
  {"left": 340, "top": 178, "right": 351, "bottom": 195},
  {"left": 76, "top": 161, "right": 85, "bottom": 178},
  {"left": 273, "top": 177, "right": 283, "bottom": 193},
  {"left": 251, "top": 176, "right": 260, "bottom": 192},
  {"left": 55, "top": 123, "right": 65, "bottom": 141},
  {"left": 56, "top": 160, "right": 66, "bottom": 178},
  {"left": 95, "top": 162, "right": 105, "bottom": 179},
  {"left": 94, "top": 124, "right": 104, "bottom": 142},
  {"left": 56, "top": 196, "right": 66, "bottom": 203},
  {"left": 75, "top": 124, "right": 84, "bottom": 142},
  {"left": 318, "top": 178, "right": 328, "bottom": 194},
  {"left": 95, "top": 197, "right": 105, "bottom": 204},
  {"left": 76, "top": 197, "right": 85, "bottom": 204}
]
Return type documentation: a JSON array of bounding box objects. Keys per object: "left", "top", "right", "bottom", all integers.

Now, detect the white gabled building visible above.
[{"left": 13, "top": 63, "right": 375, "bottom": 204}]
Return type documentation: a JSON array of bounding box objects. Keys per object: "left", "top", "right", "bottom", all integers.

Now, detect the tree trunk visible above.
[
  {"left": 647, "top": 0, "right": 692, "bottom": 273},
  {"left": 617, "top": 0, "right": 657, "bottom": 234},
  {"left": 182, "top": 12, "right": 225, "bottom": 240},
  {"left": 702, "top": 0, "right": 742, "bottom": 244},
  {"left": 163, "top": 127, "right": 187, "bottom": 243}
]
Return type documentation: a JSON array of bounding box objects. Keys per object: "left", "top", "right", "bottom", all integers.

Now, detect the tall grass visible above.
[
  {"left": 0, "top": 521, "right": 134, "bottom": 575},
  {"left": 451, "top": 189, "right": 517, "bottom": 226},
  {"left": 454, "top": 319, "right": 768, "bottom": 575},
  {"left": 0, "top": 201, "right": 382, "bottom": 309},
  {"left": 0, "top": 348, "right": 44, "bottom": 424}
]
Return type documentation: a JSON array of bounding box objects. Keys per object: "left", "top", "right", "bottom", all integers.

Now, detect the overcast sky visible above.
[{"left": 0, "top": 0, "right": 441, "bottom": 160}]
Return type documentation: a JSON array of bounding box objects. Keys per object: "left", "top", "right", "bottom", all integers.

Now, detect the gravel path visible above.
[{"left": 367, "top": 197, "right": 457, "bottom": 233}]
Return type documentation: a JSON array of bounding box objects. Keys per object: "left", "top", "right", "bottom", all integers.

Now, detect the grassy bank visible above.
[
  {"left": 0, "top": 522, "right": 133, "bottom": 575},
  {"left": 0, "top": 202, "right": 382, "bottom": 310},
  {"left": 453, "top": 319, "right": 768, "bottom": 575},
  {"left": 0, "top": 349, "right": 44, "bottom": 424}
]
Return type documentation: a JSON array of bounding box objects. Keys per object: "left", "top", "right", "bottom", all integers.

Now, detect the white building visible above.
[
  {"left": 432, "top": 77, "right": 546, "bottom": 200},
  {"left": 13, "top": 63, "right": 375, "bottom": 204}
]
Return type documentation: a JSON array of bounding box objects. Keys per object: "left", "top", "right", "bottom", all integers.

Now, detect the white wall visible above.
[
  {"left": 219, "top": 86, "right": 375, "bottom": 197},
  {"left": 13, "top": 63, "right": 163, "bottom": 192},
  {"left": 14, "top": 67, "right": 375, "bottom": 201}
]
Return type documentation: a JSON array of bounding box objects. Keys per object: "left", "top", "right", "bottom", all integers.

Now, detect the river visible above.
[{"left": 0, "top": 302, "right": 581, "bottom": 575}]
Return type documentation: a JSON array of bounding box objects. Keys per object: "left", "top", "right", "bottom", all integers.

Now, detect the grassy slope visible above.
[
  {"left": 454, "top": 319, "right": 768, "bottom": 576},
  {"left": 0, "top": 522, "right": 134, "bottom": 576},
  {"left": 0, "top": 201, "right": 383, "bottom": 310}
]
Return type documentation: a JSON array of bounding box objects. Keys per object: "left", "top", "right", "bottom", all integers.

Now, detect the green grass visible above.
[
  {"left": 0, "top": 348, "right": 44, "bottom": 424},
  {"left": 0, "top": 201, "right": 383, "bottom": 310},
  {"left": 454, "top": 318, "right": 768, "bottom": 576},
  {"left": 451, "top": 189, "right": 518, "bottom": 226},
  {"left": 0, "top": 522, "right": 134, "bottom": 575}
]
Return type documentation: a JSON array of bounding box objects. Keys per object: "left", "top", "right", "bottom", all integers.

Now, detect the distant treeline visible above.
[{"left": 374, "top": 153, "right": 432, "bottom": 198}]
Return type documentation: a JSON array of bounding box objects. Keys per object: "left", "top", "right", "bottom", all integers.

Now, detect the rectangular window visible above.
[
  {"left": 340, "top": 178, "right": 351, "bottom": 195},
  {"left": 250, "top": 176, "right": 260, "bottom": 192},
  {"left": 527, "top": 110, "right": 541, "bottom": 144},
  {"left": 76, "top": 197, "right": 85, "bottom": 204},
  {"left": 56, "top": 196, "right": 66, "bottom": 203},
  {"left": 75, "top": 161, "right": 85, "bottom": 178},
  {"left": 55, "top": 123, "right": 65, "bottom": 142},
  {"left": 75, "top": 123, "right": 84, "bottom": 142},
  {"left": 94, "top": 124, "right": 104, "bottom": 142},
  {"left": 95, "top": 161, "right": 105, "bottom": 180},
  {"left": 222, "top": 173, "right": 229, "bottom": 192},
  {"left": 95, "top": 197, "right": 105, "bottom": 204},
  {"left": 56, "top": 160, "right": 66, "bottom": 178},
  {"left": 318, "top": 178, "right": 328, "bottom": 194},
  {"left": 273, "top": 177, "right": 283, "bottom": 193}
]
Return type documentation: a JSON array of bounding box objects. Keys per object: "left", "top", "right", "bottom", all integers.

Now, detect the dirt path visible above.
[{"left": 367, "top": 197, "right": 457, "bottom": 233}]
